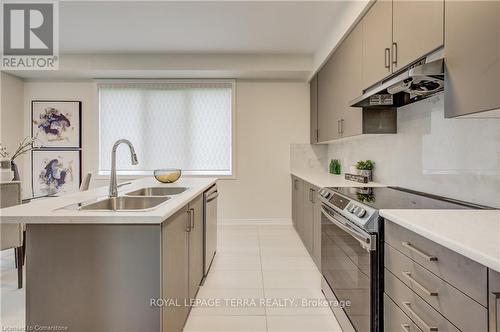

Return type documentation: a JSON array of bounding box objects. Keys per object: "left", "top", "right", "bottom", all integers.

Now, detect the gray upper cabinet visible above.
[
  {"left": 317, "top": 24, "right": 363, "bottom": 142},
  {"left": 338, "top": 23, "right": 364, "bottom": 138},
  {"left": 310, "top": 74, "right": 318, "bottom": 144},
  {"left": 444, "top": 0, "right": 500, "bottom": 118},
  {"left": 362, "top": 0, "right": 393, "bottom": 88},
  {"left": 317, "top": 51, "right": 342, "bottom": 142},
  {"left": 392, "top": 0, "right": 444, "bottom": 71},
  {"left": 311, "top": 0, "right": 446, "bottom": 142}
]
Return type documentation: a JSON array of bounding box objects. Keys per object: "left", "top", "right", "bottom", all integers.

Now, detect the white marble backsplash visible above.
[
  {"left": 290, "top": 143, "right": 328, "bottom": 175},
  {"left": 292, "top": 95, "right": 500, "bottom": 208}
]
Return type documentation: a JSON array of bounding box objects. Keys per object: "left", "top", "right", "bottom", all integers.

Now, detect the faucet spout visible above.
[{"left": 109, "top": 139, "right": 138, "bottom": 198}]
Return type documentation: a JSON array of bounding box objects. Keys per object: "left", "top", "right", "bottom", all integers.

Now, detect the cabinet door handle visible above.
[
  {"left": 402, "top": 272, "right": 438, "bottom": 297},
  {"left": 340, "top": 119, "right": 344, "bottom": 135},
  {"left": 294, "top": 179, "right": 299, "bottom": 190},
  {"left": 337, "top": 120, "right": 341, "bottom": 135},
  {"left": 491, "top": 291, "right": 500, "bottom": 332},
  {"left": 185, "top": 210, "right": 191, "bottom": 232},
  {"left": 311, "top": 189, "right": 316, "bottom": 204},
  {"left": 190, "top": 208, "right": 195, "bottom": 229},
  {"left": 401, "top": 324, "right": 411, "bottom": 332},
  {"left": 385, "top": 48, "right": 391, "bottom": 69},
  {"left": 402, "top": 302, "right": 438, "bottom": 331},
  {"left": 402, "top": 242, "right": 438, "bottom": 262},
  {"left": 392, "top": 42, "right": 398, "bottom": 66},
  {"left": 315, "top": 129, "right": 319, "bottom": 142}
]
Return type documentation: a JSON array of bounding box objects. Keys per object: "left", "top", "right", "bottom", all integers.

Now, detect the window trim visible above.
[{"left": 95, "top": 79, "right": 236, "bottom": 180}]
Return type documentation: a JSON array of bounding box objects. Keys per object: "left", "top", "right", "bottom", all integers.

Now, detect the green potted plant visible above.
[{"left": 356, "top": 160, "right": 375, "bottom": 181}]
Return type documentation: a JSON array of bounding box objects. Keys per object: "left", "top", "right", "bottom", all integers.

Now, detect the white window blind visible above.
[{"left": 98, "top": 81, "right": 233, "bottom": 176}]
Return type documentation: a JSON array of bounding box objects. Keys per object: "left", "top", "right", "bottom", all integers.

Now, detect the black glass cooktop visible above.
[{"left": 329, "top": 186, "right": 490, "bottom": 210}]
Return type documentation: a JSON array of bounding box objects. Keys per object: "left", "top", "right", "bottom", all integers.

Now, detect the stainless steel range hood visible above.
[{"left": 350, "top": 48, "right": 444, "bottom": 108}]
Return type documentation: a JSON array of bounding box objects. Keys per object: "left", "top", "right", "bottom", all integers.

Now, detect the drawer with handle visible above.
[
  {"left": 384, "top": 293, "right": 423, "bottom": 332},
  {"left": 385, "top": 243, "right": 488, "bottom": 331},
  {"left": 385, "top": 220, "right": 487, "bottom": 306},
  {"left": 385, "top": 268, "right": 461, "bottom": 332}
]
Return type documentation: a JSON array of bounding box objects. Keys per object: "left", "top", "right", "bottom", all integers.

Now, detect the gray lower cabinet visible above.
[
  {"left": 384, "top": 294, "right": 422, "bottom": 332},
  {"left": 384, "top": 219, "right": 488, "bottom": 332},
  {"left": 162, "top": 206, "right": 190, "bottom": 332},
  {"left": 444, "top": 0, "right": 500, "bottom": 118},
  {"left": 311, "top": 188, "right": 322, "bottom": 269},
  {"left": 302, "top": 183, "right": 319, "bottom": 255},
  {"left": 163, "top": 194, "right": 204, "bottom": 332},
  {"left": 489, "top": 269, "right": 500, "bottom": 332},
  {"left": 27, "top": 224, "right": 162, "bottom": 332},
  {"left": 188, "top": 194, "right": 204, "bottom": 299},
  {"left": 292, "top": 176, "right": 304, "bottom": 234},
  {"left": 291, "top": 176, "right": 321, "bottom": 269},
  {"left": 25, "top": 194, "right": 206, "bottom": 332}
]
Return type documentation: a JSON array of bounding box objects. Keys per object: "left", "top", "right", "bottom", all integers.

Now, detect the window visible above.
[{"left": 98, "top": 81, "right": 234, "bottom": 176}]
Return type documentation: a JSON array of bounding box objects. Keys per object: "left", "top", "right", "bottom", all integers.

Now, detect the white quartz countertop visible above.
[
  {"left": 380, "top": 209, "right": 500, "bottom": 273},
  {"left": 290, "top": 171, "right": 385, "bottom": 188},
  {"left": 0, "top": 177, "right": 217, "bottom": 224}
]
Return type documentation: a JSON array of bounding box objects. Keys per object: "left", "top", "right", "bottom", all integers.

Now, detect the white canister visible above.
[{"left": 0, "top": 160, "right": 13, "bottom": 182}]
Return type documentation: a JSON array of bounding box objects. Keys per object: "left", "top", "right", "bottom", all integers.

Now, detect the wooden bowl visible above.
[{"left": 154, "top": 169, "right": 181, "bottom": 183}]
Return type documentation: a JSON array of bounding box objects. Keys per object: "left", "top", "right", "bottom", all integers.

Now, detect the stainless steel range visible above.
[{"left": 318, "top": 186, "right": 488, "bottom": 332}]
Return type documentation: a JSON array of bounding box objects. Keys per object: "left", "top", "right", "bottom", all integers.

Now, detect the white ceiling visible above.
[{"left": 59, "top": 1, "right": 349, "bottom": 55}]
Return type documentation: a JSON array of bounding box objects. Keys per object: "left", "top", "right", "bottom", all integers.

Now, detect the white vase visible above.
[{"left": 0, "top": 160, "right": 13, "bottom": 182}]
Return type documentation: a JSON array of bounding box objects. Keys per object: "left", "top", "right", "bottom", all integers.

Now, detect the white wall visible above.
[
  {"left": 218, "top": 82, "right": 309, "bottom": 222},
  {"left": 18, "top": 80, "right": 310, "bottom": 220},
  {"left": 0, "top": 73, "right": 25, "bottom": 182},
  {"left": 292, "top": 95, "right": 500, "bottom": 208},
  {"left": 22, "top": 81, "right": 98, "bottom": 196}
]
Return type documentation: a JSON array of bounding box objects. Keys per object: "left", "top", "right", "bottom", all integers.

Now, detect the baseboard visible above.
[{"left": 218, "top": 218, "right": 292, "bottom": 226}]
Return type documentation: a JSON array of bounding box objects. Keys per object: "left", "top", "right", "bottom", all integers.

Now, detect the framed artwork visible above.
[
  {"left": 32, "top": 101, "right": 82, "bottom": 148},
  {"left": 32, "top": 150, "right": 81, "bottom": 196}
]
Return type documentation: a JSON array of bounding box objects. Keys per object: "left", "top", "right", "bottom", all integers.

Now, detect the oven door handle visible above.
[{"left": 321, "top": 206, "right": 375, "bottom": 251}]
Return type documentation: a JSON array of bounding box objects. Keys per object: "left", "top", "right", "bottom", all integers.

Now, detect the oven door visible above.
[{"left": 321, "top": 204, "right": 377, "bottom": 332}]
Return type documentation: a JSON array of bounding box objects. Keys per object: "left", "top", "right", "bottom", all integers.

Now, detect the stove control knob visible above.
[
  {"left": 356, "top": 208, "right": 366, "bottom": 218},
  {"left": 348, "top": 204, "right": 356, "bottom": 213},
  {"left": 352, "top": 206, "right": 359, "bottom": 214}
]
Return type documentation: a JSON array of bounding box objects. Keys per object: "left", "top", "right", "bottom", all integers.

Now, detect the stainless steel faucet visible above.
[{"left": 109, "top": 139, "right": 138, "bottom": 198}]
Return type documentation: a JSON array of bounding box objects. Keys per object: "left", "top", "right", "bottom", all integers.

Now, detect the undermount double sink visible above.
[{"left": 78, "top": 187, "right": 188, "bottom": 211}]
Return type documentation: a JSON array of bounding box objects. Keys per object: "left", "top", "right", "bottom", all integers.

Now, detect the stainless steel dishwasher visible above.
[{"left": 203, "top": 185, "right": 218, "bottom": 276}]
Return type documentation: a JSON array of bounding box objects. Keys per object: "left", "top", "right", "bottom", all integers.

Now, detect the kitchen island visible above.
[{"left": 0, "top": 177, "right": 217, "bottom": 332}]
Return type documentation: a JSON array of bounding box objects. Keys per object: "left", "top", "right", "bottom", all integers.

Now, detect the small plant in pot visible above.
[{"left": 356, "top": 160, "right": 375, "bottom": 182}]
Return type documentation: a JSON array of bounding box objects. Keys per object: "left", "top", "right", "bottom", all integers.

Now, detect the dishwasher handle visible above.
[{"left": 206, "top": 191, "right": 219, "bottom": 203}]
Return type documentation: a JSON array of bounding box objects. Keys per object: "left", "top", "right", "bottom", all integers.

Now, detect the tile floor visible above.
[
  {"left": 184, "top": 224, "right": 342, "bottom": 332},
  {"left": 0, "top": 224, "right": 342, "bottom": 331}
]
